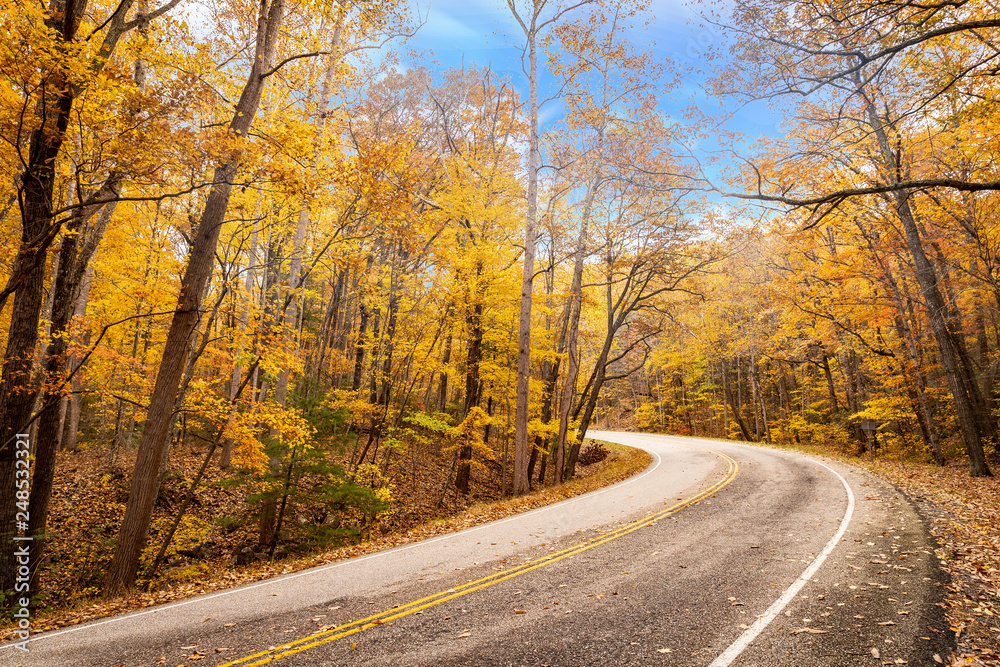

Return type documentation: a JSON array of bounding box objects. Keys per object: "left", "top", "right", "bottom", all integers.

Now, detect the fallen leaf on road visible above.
[
  {"left": 738, "top": 624, "right": 752, "bottom": 629},
  {"left": 215, "top": 648, "right": 230, "bottom": 653},
  {"left": 877, "top": 621, "right": 896, "bottom": 626},
  {"left": 514, "top": 609, "right": 527, "bottom": 614},
  {"left": 457, "top": 631, "right": 471, "bottom": 638},
  {"left": 657, "top": 648, "right": 672, "bottom": 653},
  {"left": 790, "top": 628, "right": 829, "bottom": 634},
  {"left": 871, "top": 648, "right": 880, "bottom": 659}
]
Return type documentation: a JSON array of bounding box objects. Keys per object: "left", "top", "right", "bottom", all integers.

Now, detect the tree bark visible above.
[
  {"left": 722, "top": 358, "right": 754, "bottom": 441},
  {"left": 61, "top": 264, "right": 94, "bottom": 453},
  {"left": 104, "top": 0, "right": 288, "bottom": 594},
  {"left": 455, "top": 269, "right": 484, "bottom": 495},
  {"left": 221, "top": 212, "right": 259, "bottom": 469},
  {"left": 859, "top": 86, "right": 991, "bottom": 476},
  {"left": 0, "top": 0, "right": 174, "bottom": 607},
  {"left": 513, "top": 25, "right": 540, "bottom": 496},
  {"left": 27, "top": 184, "right": 118, "bottom": 584},
  {"left": 820, "top": 354, "right": 839, "bottom": 413},
  {"left": 555, "top": 180, "right": 594, "bottom": 484}
]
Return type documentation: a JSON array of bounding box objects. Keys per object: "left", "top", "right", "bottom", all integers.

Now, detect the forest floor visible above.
[
  {"left": 771, "top": 442, "right": 1000, "bottom": 667},
  {"left": 1, "top": 437, "right": 649, "bottom": 641}
]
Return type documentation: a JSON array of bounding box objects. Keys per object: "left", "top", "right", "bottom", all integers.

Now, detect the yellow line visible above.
[{"left": 221, "top": 448, "right": 738, "bottom": 666}]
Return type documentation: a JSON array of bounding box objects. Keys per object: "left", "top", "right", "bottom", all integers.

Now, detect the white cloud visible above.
[{"left": 419, "top": 8, "right": 484, "bottom": 42}]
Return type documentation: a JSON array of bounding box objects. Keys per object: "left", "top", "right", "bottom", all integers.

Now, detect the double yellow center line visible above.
[{"left": 222, "top": 449, "right": 738, "bottom": 666}]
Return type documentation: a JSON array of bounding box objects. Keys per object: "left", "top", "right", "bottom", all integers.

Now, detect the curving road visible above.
[{"left": 2, "top": 433, "right": 954, "bottom": 666}]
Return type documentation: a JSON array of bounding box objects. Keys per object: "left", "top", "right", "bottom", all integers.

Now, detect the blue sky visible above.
[{"left": 402, "top": 0, "right": 781, "bottom": 148}]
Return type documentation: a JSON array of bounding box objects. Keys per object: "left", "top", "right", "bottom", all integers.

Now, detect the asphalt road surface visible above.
[{"left": 2, "top": 433, "right": 954, "bottom": 666}]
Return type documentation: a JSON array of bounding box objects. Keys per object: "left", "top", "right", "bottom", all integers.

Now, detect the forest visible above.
[{"left": 1, "top": 0, "right": 998, "bottom": 619}]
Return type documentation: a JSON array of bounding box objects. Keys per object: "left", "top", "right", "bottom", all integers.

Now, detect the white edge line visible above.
[
  {"left": 4, "top": 444, "right": 664, "bottom": 649},
  {"left": 707, "top": 456, "right": 856, "bottom": 667}
]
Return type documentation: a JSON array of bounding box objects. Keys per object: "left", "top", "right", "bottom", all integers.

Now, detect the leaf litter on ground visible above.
[{"left": 0, "top": 440, "right": 649, "bottom": 641}]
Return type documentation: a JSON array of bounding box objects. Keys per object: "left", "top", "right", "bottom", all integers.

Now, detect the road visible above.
[{"left": 2, "top": 433, "right": 954, "bottom": 666}]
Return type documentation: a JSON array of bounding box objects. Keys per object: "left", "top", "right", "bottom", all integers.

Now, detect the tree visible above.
[
  {"left": 504, "top": 0, "right": 599, "bottom": 495},
  {"left": 103, "top": 0, "right": 290, "bottom": 594},
  {"left": 0, "top": 0, "right": 181, "bottom": 610},
  {"left": 695, "top": 0, "right": 996, "bottom": 476}
]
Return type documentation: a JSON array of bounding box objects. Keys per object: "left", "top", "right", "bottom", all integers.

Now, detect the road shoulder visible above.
[{"left": 730, "top": 452, "right": 955, "bottom": 667}]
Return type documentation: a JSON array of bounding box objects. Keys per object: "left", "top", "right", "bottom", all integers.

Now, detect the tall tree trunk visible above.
[
  {"left": 566, "top": 330, "right": 616, "bottom": 479},
  {"left": 455, "top": 268, "right": 484, "bottom": 495},
  {"left": 313, "top": 267, "right": 346, "bottom": 390},
  {"left": 820, "top": 354, "right": 838, "bottom": 413},
  {"left": 221, "top": 213, "right": 259, "bottom": 469},
  {"left": 257, "top": 233, "right": 285, "bottom": 549},
  {"left": 160, "top": 276, "right": 220, "bottom": 482},
  {"left": 556, "top": 171, "right": 596, "bottom": 485},
  {"left": 722, "top": 358, "right": 753, "bottom": 441},
  {"left": 513, "top": 21, "right": 541, "bottom": 497},
  {"left": 1, "top": 0, "right": 177, "bottom": 606},
  {"left": 0, "top": 0, "right": 82, "bottom": 609},
  {"left": 27, "top": 188, "right": 118, "bottom": 583},
  {"left": 272, "top": 13, "right": 344, "bottom": 413},
  {"left": 530, "top": 259, "right": 560, "bottom": 489},
  {"left": 352, "top": 301, "right": 370, "bottom": 393},
  {"left": 436, "top": 334, "right": 452, "bottom": 412},
  {"left": 61, "top": 264, "right": 94, "bottom": 453},
  {"left": 104, "top": 0, "right": 288, "bottom": 594},
  {"left": 860, "top": 86, "right": 991, "bottom": 476}
]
